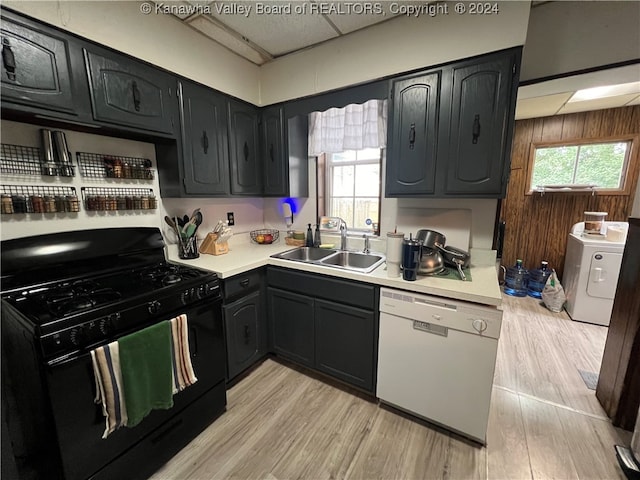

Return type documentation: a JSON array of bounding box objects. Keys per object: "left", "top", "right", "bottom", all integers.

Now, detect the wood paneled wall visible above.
[{"left": 500, "top": 106, "right": 640, "bottom": 280}]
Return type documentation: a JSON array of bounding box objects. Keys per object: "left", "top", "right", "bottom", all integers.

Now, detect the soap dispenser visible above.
[
  {"left": 313, "top": 224, "right": 321, "bottom": 247},
  {"left": 306, "top": 223, "right": 313, "bottom": 247}
]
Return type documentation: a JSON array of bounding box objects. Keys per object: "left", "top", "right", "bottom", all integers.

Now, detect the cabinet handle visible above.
[
  {"left": 132, "top": 81, "right": 141, "bottom": 112},
  {"left": 2, "top": 38, "right": 16, "bottom": 81},
  {"left": 244, "top": 325, "right": 250, "bottom": 345},
  {"left": 269, "top": 143, "right": 274, "bottom": 162},
  {"left": 202, "top": 130, "right": 209, "bottom": 154},
  {"left": 243, "top": 141, "right": 249, "bottom": 162},
  {"left": 408, "top": 123, "right": 416, "bottom": 150},
  {"left": 472, "top": 114, "right": 481, "bottom": 144},
  {"left": 240, "top": 278, "right": 250, "bottom": 288}
]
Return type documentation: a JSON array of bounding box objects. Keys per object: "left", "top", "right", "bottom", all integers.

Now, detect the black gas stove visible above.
[
  {"left": 1, "top": 227, "right": 227, "bottom": 480},
  {"left": 2, "top": 228, "right": 220, "bottom": 360}
]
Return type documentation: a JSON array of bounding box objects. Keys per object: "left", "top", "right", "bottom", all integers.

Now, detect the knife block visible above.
[{"left": 200, "top": 233, "right": 229, "bottom": 256}]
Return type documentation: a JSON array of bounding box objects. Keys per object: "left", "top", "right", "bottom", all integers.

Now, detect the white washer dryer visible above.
[{"left": 563, "top": 221, "right": 628, "bottom": 326}]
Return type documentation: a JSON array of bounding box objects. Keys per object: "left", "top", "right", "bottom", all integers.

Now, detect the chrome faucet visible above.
[
  {"left": 339, "top": 219, "right": 348, "bottom": 250},
  {"left": 363, "top": 234, "right": 371, "bottom": 254}
]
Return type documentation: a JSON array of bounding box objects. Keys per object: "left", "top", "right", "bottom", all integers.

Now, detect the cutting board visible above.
[{"left": 394, "top": 208, "right": 471, "bottom": 251}]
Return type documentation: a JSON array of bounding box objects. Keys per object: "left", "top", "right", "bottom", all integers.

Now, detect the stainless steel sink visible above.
[
  {"left": 320, "top": 251, "right": 384, "bottom": 270},
  {"left": 276, "top": 246, "right": 337, "bottom": 261},
  {"left": 271, "top": 247, "right": 385, "bottom": 273}
]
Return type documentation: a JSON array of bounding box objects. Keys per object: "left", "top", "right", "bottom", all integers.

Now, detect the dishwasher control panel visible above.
[{"left": 379, "top": 288, "right": 502, "bottom": 339}]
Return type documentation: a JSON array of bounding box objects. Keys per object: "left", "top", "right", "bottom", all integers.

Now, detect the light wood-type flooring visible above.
[{"left": 150, "top": 294, "right": 632, "bottom": 480}]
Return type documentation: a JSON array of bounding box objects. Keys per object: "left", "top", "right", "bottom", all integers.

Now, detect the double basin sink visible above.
[{"left": 271, "top": 247, "right": 386, "bottom": 274}]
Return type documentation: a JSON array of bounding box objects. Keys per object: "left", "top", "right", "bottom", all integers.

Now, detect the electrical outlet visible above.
[{"left": 227, "top": 212, "right": 235, "bottom": 226}]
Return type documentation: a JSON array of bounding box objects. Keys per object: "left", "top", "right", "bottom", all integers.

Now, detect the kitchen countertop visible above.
[{"left": 166, "top": 241, "right": 503, "bottom": 307}]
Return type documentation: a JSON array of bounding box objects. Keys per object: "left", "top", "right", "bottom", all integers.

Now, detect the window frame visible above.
[
  {"left": 526, "top": 134, "right": 638, "bottom": 196},
  {"left": 324, "top": 149, "right": 383, "bottom": 234}
]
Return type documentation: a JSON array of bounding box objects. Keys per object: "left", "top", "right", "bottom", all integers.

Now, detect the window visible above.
[
  {"left": 529, "top": 138, "right": 633, "bottom": 193},
  {"left": 319, "top": 148, "right": 381, "bottom": 233}
]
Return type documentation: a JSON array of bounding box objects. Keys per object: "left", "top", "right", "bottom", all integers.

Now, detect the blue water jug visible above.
[
  {"left": 527, "top": 261, "right": 551, "bottom": 298},
  {"left": 504, "top": 259, "right": 528, "bottom": 297}
]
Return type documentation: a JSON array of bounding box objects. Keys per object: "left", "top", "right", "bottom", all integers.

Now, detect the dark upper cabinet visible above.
[
  {"left": 261, "top": 105, "right": 286, "bottom": 196},
  {"left": 268, "top": 287, "right": 315, "bottom": 368},
  {"left": 385, "top": 71, "right": 441, "bottom": 196},
  {"left": 260, "top": 106, "right": 310, "bottom": 198},
  {"left": 314, "top": 299, "right": 375, "bottom": 391},
  {"left": 228, "top": 99, "right": 261, "bottom": 195},
  {"left": 439, "top": 51, "right": 517, "bottom": 196},
  {"left": 223, "top": 289, "right": 266, "bottom": 381},
  {"left": 385, "top": 48, "right": 521, "bottom": 198},
  {"left": 84, "top": 49, "right": 176, "bottom": 135},
  {"left": 179, "top": 81, "right": 229, "bottom": 195},
  {"left": 0, "top": 12, "right": 77, "bottom": 115}
]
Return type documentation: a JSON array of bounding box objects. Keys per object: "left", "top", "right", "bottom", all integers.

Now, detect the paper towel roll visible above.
[{"left": 386, "top": 232, "right": 404, "bottom": 264}]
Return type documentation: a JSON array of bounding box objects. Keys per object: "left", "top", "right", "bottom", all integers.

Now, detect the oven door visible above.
[{"left": 44, "top": 300, "right": 225, "bottom": 480}]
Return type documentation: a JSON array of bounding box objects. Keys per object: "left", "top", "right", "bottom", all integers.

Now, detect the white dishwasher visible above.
[{"left": 376, "top": 287, "right": 502, "bottom": 444}]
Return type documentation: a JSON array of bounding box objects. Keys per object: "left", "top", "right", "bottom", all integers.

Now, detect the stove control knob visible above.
[
  {"left": 70, "top": 326, "right": 87, "bottom": 346},
  {"left": 197, "top": 285, "right": 206, "bottom": 299},
  {"left": 99, "top": 316, "right": 116, "bottom": 335},
  {"left": 148, "top": 300, "right": 161, "bottom": 315},
  {"left": 181, "top": 290, "right": 190, "bottom": 304},
  {"left": 472, "top": 318, "right": 488, "bottom": 334}
]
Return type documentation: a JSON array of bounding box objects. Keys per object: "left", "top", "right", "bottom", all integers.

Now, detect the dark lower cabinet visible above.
[
  {"left": 0, "top": 10, "right": 78, "bottom": 115},
  {"left": 267, "top": 267, "right": 378, "bottom": 393},
  {"left": 269, "top": 287, "right": 315, "bottom": 368},
  {"left": 314, "top": 299, "right": 374, "bottom": 391},
  {"left": 224, "top": 290, "right": 266, "bottom": 380},
  {"left": 223, "top": 269, "right": 267, "bottom": 381},
  {"left": 84, "top": 49, "right": 176, "bottom": 135}
]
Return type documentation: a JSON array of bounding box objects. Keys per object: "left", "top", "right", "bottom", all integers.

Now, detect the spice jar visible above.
[
  {"left": 95, "top": 195, "right": 106, "bottom": 211},
  {"left": 125, "top": 196, "right": 134, "bottom": 210},
  {"left": 133, "top": 196, "right": 142, "bottom": 210},
  {"left": 122, "top": 161, "right": 132, "bottom": 179},
  {"left": 44, "top": 196, "right": 56, "bottom": 213},
  {"left": 141, "top": 195, "right": 150, "bottom": 210},
  {"left": 1, "top": 194, "right": 14, "bottom": 214},
  {"left": 112, "top": 158, "right": 123, "bottom": 178},
  {"left": 55, "top": 196, "right": 66, "bottom": 213},
  {"left": 116, "top": 196, "right": 126, "bottom": 210},
  {"left": 66, "top": 195, "right": 80, "bottom": 212},
  {"left": 12, "top": 195, "right": 27, "bottom": 214},
  {"left": 148, "top": 195, "right": 158, "bottom": 209},
  {"left": 106, "top": 196, "right": 117, "bottom": 211},
  {"left": 31, "top": 195, "right": 44, "bottom": 213}
]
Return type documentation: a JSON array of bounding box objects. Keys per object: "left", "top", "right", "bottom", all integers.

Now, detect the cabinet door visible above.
[
  {"left": 268, "top": 287, "right": 314, "bottom": 367},
  {"left": 84, "top": 49, "right": 175, "bottom": 134},
  {"left": 314, "top": 299, "right": 375, "bottom": 392},
  {"left": 385, "top": 71, "right": 441, "bottom": 196},
  {"left": 228, "top": 100, "right": 261, "bottom": 195},
  {"left": 180, "top": 82, "right": 229, "bottom": 195},
  {"left": 224, "top": 290, "right": 266, "bottom": 380},
  {"left": 0, "top": 15, "right": 76, "bottom": 114},
  {"left": 441, "top": 53, "right": 516, "bottom": 196},
  {"left": 261, "top": 106, "right": 287, "bottom": 196}
]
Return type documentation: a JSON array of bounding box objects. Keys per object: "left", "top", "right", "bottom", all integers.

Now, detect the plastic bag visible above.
[{"left": 541, "top": 269, "right": 566, "bottom": 313}]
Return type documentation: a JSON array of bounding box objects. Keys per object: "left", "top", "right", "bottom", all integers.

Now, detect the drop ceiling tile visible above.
[
  {"left": 556, "top": 93, "right": 640, "bottom": 115},
  {"left": 515, "top": 92, "right": 573, "bottom": 120},
  {"left": 209, "top": 1, "right": 339, "bottom": 56},
  {"left": 187, "top": 15, "right": 269, "bottom": 64},
  {"left": 325, "top": 3, "right": 396, "bottom": 34},
  {"left": 626, "top": 95, "right": 640, "bottom": 106}
]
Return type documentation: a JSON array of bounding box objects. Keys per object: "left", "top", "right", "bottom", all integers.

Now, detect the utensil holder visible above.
[
  {"left": 178, "top": 235, "right": 199, "bottom": 259},
  {"left": 200, "top": 233, "right": 229, "bottom": 256}
]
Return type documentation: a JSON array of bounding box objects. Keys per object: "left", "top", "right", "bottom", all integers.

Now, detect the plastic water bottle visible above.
[
  {"left": 504, "top": 259, "right": 528, "bottom": 297},
  {"left": 527, "top": 261, "right": 551, "bottom": 298}
]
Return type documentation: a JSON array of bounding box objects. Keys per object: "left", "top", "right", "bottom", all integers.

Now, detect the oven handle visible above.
[
  {"left": 47, "top": 349, "right": 90, "bottom": 368},
  {"left": 189, "top": 326, "right": 198, "bottom": 356}
]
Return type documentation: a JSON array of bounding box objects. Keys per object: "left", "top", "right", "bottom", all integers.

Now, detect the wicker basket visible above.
[
  {"left": 250, "top": 229, "right": 279, "bottom": 244},
  {"left": 285, "top": 237, "right": 306, "bottom": 247}
]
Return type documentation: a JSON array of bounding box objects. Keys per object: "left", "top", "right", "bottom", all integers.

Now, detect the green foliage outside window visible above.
[{"left": 531, "top": 141, "right": 629, "bottom": 190}]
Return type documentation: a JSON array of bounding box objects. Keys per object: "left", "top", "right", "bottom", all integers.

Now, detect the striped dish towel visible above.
[
  {"left": 91, "top": 341, "right": 128, "bottom": 439},
  {"left": 170, "top": 314, "right": 198, "bottom": 393}
]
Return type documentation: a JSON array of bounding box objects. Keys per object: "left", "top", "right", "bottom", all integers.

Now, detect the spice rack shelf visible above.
[
  {"left": 77, "top": 152, "right": 154, "bottom": 180},
  {"left": 1, "top": 144, "right": 75, "bottom": 177},
  {"left": 81, "top": 187, "right": 157, "bottom": 211},
  {"left": 1, "top": 185, "right": 79, "bottom": 214}
]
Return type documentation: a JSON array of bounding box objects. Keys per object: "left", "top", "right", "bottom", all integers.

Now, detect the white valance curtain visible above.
[{"left": 308, "top": 99, "right": 387, "bottom": 155}]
